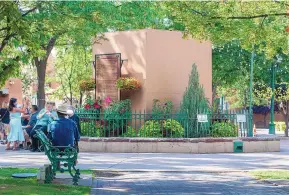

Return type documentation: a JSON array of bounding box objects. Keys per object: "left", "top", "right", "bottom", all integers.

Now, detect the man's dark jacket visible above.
[{"left": 50, "top": 117, "right": 80, "bottom": 147}]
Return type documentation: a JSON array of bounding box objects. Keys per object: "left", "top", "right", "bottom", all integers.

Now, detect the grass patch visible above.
[
  {"left": 0, "top": 167, "right": 91, "bottom": 195},
  {"left": 79, "top": 169, "right": 93, "bottom": 175},
  {"left": 249, "top": 170, "right": 289, "bottom": 180}
]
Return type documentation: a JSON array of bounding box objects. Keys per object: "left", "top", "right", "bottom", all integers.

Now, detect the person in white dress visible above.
[{"left": 6, "top": 98, "right": 30, "bottom": 151}]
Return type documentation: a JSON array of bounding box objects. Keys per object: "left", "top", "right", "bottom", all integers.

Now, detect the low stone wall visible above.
[{"left": 79, "top": 137, "right": 280, "bottom": 153}]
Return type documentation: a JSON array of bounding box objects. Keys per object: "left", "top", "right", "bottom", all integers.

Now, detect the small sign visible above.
[
  {"left": 197, "top": 114, "right": 208, "bottom": 123},
  {"left": 236, "top": 114, "right": 246, "bottom": 123}
]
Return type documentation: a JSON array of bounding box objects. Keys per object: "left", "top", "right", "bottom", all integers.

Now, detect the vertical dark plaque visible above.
[{"left": 95, "top": 54, "right": 121, "bottom": 101}]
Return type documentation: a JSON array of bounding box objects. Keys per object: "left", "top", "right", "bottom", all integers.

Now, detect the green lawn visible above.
[
  {"left": 249, "top": 170, "right": 289, "bottom": 180},
  {"left": 0, "top": 168, "right": 91, "bottom": 195}
]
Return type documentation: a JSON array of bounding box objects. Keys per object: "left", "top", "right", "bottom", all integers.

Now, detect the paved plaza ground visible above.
[
  {"left": 1, "top": 140, "right": 289, "bottom": 172},
  {"left": 1, "top": 135, "right": 289, "bottom": 194},
  {"left": 90, "top": 171, "right": 289, "bottom": 195}
]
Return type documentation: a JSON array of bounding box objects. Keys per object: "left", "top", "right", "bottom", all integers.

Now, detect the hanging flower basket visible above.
[
  {"left": 115, "top": 77, "right": 141, "bottom": 90},
  {"left": 80, "top": 79, "right": 95, "bottom": 91}
]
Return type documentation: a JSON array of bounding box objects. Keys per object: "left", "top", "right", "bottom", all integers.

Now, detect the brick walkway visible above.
[{"left": 90, "top": 171, "right": 289, "bottom": 195}]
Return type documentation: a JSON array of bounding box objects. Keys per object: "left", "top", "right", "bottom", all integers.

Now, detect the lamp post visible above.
[
  {"left": 269, "top": 56, "right": 282, "bottom": 134},
  {"left": 248, "top": 49, "right": 255, "bottom": 137}
]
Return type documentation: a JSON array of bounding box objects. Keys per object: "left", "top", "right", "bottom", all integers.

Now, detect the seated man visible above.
[
  {"left": 23, "top": 105, "right": 39, "bottom": 136},
  {"left": 22, "top": 105, "right": 39, "bottom": 149},
  {"left": 30, "top": 101, "right": 57, "bottom": 152},
  {"left": 21, "top": 106, "right": 30, "bottom": 126},
  {"left": 50, "top": 104, "right": 80, "bottom": 148}
]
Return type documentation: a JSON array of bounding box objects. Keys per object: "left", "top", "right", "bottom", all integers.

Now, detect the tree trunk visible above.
[
  {"left": 34, "top": 37, "right": 56, "bottom": 109},
  {"left": 69, "top": 81, "right": 73, "bottom": 105},
  {"left": 212, "top": 83, "right": 218, "bottom": 112},
  {"left": 243, "top": 89, "right": 248, "bottom": 109},
  {"left": 79, "top": 91, "right": 83, "bottom": 107},
  {"left": 35, "top": 59, "right": 47, "bottom": 109},
  {"left": 212, "top": 84, "right": 217, "bottom": 104},
  {"left": 285, "top": 115, "right": 289, "bottom": 137},
  {"left": 69, "top": 92, "right": 73, "bottom": 105}
]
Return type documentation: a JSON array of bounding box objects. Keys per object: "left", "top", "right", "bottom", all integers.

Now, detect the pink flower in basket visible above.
[
  {"left": 105, "top": 96, "right": 112, "bottom": 105},
  {"left": 93, "top": 102, "right": 101, "bottom": 109}
]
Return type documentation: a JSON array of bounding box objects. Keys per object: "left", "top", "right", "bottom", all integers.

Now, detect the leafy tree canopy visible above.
[
  {"left": 50, "top": 46, "right": 92, "bottom": 105},
  {"left": 162, "top": 1, "right": 289, "bottom": 56},
  {"left": 0, "top": 1, "right": 163, "bottom": 86}
]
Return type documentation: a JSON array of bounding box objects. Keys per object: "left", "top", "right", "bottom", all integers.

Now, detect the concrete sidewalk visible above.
[{"left": 0, "top": 140, "right": 289, "bottom": 172}]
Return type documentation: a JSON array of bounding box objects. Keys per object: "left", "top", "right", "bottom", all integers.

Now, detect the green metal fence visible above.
[{"left": 76, "top": 109, "right": 251, "bottom": 138}]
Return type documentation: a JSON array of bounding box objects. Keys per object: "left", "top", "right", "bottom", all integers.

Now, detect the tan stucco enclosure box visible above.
[{"left": 93, "top": 29, "right": 212, "bottom": 112}]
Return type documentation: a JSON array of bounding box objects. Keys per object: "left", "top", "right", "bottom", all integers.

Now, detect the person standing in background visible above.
[
  {"left": 0, "top": 102, "right": 10, "bottom": 144},
  {"left": 67, "top": 108, "right": 81, "bottom": 152},
  {"left": 18, "top": 101, "right": 30, "bottom": 149},
  {"left": 67, "top": 108, "right": 81, "bottom": 135},
  {"left": 6, "top": 98, "right": 30, "bottom": 151}
]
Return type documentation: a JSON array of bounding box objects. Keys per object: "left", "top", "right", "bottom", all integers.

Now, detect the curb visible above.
[{"left": 89, "top": 169, "right": 249, "bottom": 173}]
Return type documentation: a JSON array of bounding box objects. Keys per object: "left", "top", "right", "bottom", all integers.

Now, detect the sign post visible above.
[
  {"left": 197, "top": 114, "right": 208, "bottom": 123},
  {"left": 236, "top": 114, "right": 246, "bottom": 123}
]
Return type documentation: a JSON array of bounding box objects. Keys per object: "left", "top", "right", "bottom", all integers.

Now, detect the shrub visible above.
[
  {"left": 275, "top": 122, "right": 286, "bottom": 132},
  {"left": 138, "top": 119, "right": 184, "bottom": 138},
  {"left": 80, "top": 121, "right": 104, "bottom": 137},
  {"left": 122, "top": 126, "right": 138, "bottom": 137},
  {"left": 151, "top": 99, "right": 174, "bottom": 120},
  {"left": 163, "top": 119, "right": 184, "bottom": 137},
  {"left": 138, "top": 120, "right": 162, "bottom": 137},
  {"left": 103, "top": 99, "right": 132, "bottom": 136},
  {"left": 210, "top": 122, "right": 238, "bottom": 137},
  {"left": 94, "top": 122, "right": 105, "bottom": 137},
  {"left": 104, "top": 99, "right": 131, "bottom": 117},
  {"left": 180, "top": 64, "right": 210, "bottom": 138},
  {"left": 115, "top": 77, "right": 141, "bottom": 90}
]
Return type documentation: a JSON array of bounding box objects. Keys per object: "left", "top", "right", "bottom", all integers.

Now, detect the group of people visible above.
[{"left": 0, "top": 98, "right": 81, "bottom": 152}]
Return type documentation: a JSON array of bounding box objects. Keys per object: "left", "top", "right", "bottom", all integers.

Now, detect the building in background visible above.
[
  {"left": 93, "top": 29, "right": 212, "bottom": 112},
  {"left": 0, "top": 78, "right": 23, "bottom": 106}
]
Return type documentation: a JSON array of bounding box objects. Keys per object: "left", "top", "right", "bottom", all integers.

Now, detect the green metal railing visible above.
[{"left": 76, "top": 109, "right": 251, "bottom": 138}]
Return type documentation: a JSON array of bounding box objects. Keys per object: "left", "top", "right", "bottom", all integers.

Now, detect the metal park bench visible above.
[{"left": 34, "top": 130, "right": 80, "bottom": 185}]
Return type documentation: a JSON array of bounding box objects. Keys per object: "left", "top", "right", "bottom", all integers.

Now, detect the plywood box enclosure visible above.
[{"left": 93, "top": 29, "right": 212, "bottom": 112}]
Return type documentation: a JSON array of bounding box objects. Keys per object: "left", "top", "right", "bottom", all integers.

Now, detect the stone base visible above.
[
  {"left": 79, "top": 137, "right": 280, "bottom": 154},
  {"left": 53, "top": 173, "right": 92, "bottom": 186},
  {"left": 37, "top": 164, "right": 51, "bottom": 183}
]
